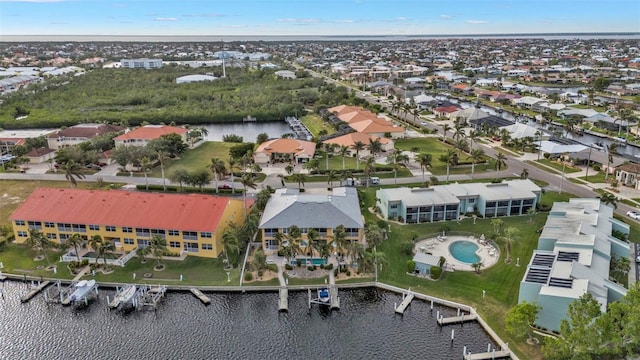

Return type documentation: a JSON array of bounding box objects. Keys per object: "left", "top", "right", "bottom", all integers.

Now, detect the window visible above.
[
  {"left": 183, "top": 242, "right": 199, "bottom": 252},
  {"left": 183, "top": 231, "right": 198, "bottom": 240},
  {"left": 122, "top": 227, "right": 133, "bottom": 233},
  {"left": 89, "top": 224, "right": 100, "bottom": 231},
  {"left": 28, "top": 221, "right": 42, "bottom": 230},
  {"left": 59, "top": 234, "right": 70, "bottom": 241},
  {"left": 44, "top": 222, "right": 55, "bottom": 228},
  {"left": 57, "top": 223, "right": 72, "bottom": 232},
  {"left": 201, "top": 244, "right": 213, "bottom": 250},
  {"left": 390, "top": 203, "right": 399, "bottom": 209},
  {"left": 15, "top": 220, "right": 26, "bottom": 226},
  {"left": 467, "top": 198, "right": 476, "bottom": 204},
  {"left": 72, "top": 224, "right": 86, "bottom": 233},
  {"left": 46, "top": 233, "right": 57, "bottom": 240},
  {"left": 123, "top": 238, "right": 134, "bottom": 245},
  {"left": 137, "top": 239, "right": 150, "bottom": 248},
  {"left": 151, "top": 229, "right": 165, "bottom": 237},
  {"left": 264, "top": 228, "right": 278, "bottom": 236},
  {"left": 497, "top": 200, "right": 509, "bottom": 207},
  {"left": 265, "top": 239, "right": 279, "bottom": 250},
  {"left": 169, "top": 241, "right": 181, "bottom": 248},
  {"left": 168, "top": 230, "right": 180, "bottom": 236},
  {"left": 300, "top": 228, "right": 308, "bottom": 234},
  {"left": 106, "top": 226, "right": 116, "bottom": 232},
  {"left": 17, "top": 231, "right": 27, "bottom": 237},
  {"left": 201, "top": 232, "right": 212, "bottom": 238},
  {"left": 136, "top": 228, "right": 150, "bottom": 237}
]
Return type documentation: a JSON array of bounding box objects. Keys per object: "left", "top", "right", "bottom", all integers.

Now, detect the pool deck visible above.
[{"left": 414, "top": 235, "right": 499, "bottom": 272}]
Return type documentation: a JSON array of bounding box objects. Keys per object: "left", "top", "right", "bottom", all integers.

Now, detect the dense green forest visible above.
[{"left": 0, "top": 65, "right": 352, "bottom": 129}]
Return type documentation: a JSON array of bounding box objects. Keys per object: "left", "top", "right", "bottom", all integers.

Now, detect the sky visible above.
[{"left": 0, "top": 0, "right": 638, "bottom": 37}]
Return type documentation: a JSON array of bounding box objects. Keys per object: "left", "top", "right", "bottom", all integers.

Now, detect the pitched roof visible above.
[
  {"left": 322, "top": 132, "right": 390, "bottom": 148},
  {"left": 114, "top": 125, "right": 188, "bottom": 141},
  {"left": 348, "top": 119, "right": 404, "bottom": 134},
  {"left": 259, "top": 187, "right": 363, "bottom": 229},
  {"left": 47, "top": 124, "right": 124, "bottom": 139},
  {"left": 24, "top": 147, "right": 55, "bottom": 158},
  {"left": 254, "top": 138, "right": 316, "bottom": 156},
  {"left": 10, "top": 188, "right": 242, "bottom": 232},
  {"left": 616, "top": 162, "right": 640, "bottom": 173}
]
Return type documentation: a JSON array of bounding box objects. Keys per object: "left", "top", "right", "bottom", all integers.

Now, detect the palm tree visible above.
[
  {"left": 228, "top": 157, "right": 238, "bottom": 194},
  {"left": 221, "top": 227, "right": 239, "bottom": 268},
  {"left": 323, "top": 143, "right": 333, "bottom": 170},
  {"left": 156, "top": 151, "right": 169, "bottom": 191},
  {"left": 67, "top": 233, "right": 84, "bottom": 263},
  {"left": 500, "top": 227, "right": 518, "bottom": 263},
  {"left": 441, "top": 123, "right": 451, "bottom": 142},
  {"left": 89, "top": 234, "right": 103, "bottom": 255},
  {"left": 535, "top": 130, "right": 543, "bottom": 161},
  {"left": 494, "top": 152, "right": 508, "bottom": 179},
  {"left": 368, "top": 138, "right": 382, "bottom": 158},
  {"left": 240, "top": 173, "right": 257, "bottom": 217},
  {"left": 339, "top": 145, "right": 349, "bottom": 170},
  {"left": 327, "top": 170, "right": 337, "bottom": 189},
  {"left": 137, "top": 245, "right": 151, "bottom": 263},
  {"left": 439, "top": 149, "right": 457, "bottom": 183},
  {"left": 453, "top": 124, "right": 466, "bottom": 141},
  {"left": 364, "top": 223, "right": 384, "bottom": 249},
  {"left": 467, "top": 148, "right": 485, "bottom": 180},
  {"left": 605, "top": 143, "right": 619, "bottom": 181},
  {"left": 209, "top": 157, "right": 227, "bottom": 193},
  {"left": 25, "top": 229, "right": 51, "bottom": 266},
  {"left": 98, "top": 239, "right": 115, "bottom": 268},
  {"left": 284, "top": 164, "right": 294, "bottom": 175},
  {"left": 417, "top": 153, "right": 432, "bottom": 183},
  {"left": 292, "top": 173, "right": 306, "bottom": 190},
  {"left": 353, "top": 141, "right": 366, "bottom": 169},
  {"left": 520, "top": 168, "right": 529, "bottom": 179},
  {"left": 331, "top": 225, "right": 349, "bottom": 259},
  {"left": 468, "top": 130, "right": 479, "bottom": 149},
  {"left": 362, "top": 156, "right": 377, "bottom": 187},
  {"left": 600, "top": 192, "right": 618, "bottom": 209},
  {"left": 62, "top": 160, "right": 86, "bottom": 188},
  {"left": 306, "top": 228, "right": 321, "bottom": 257},
  {"left": 140, "top": 156, "right": 152, "bottom": 190},
  {"left": 149, "top": 235, "right": 166, "bottom": 267},
  {"left": 251, "top": 248, "right": 267, "bottom": 272}
]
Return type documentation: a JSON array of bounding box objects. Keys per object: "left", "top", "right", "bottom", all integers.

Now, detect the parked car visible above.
[
  {"left": 626, "top": 211, "right": 640, "bottom": 220},
  {"left": 218, "top": 184, "right": 232, "bottom": 190}
]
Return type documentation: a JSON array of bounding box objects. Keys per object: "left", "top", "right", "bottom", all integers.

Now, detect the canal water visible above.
[{"left": 0, "top": 281, "right": 498, "bottom": 359}]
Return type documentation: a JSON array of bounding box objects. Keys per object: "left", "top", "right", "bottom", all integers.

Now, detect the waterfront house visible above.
[
  {"left": 114, "top": 125, "right": 188, "bottom": 147},
  {"left": 322, "top": 132, "right": 393, "bottom": 158},
  {"left": 47, "top": 124, "right": 124, "bottom": 150},
  {"left": 258, "top": 187, "right": 364, "bottom": 255},
  {"left": 328, "top": 105, "right": 405, "bottom": 139},
  {"left": 10, "top": 188, "right": 247, "bottom": 259},
  {"left": 376, "top": 179, "right": 541, "bottom": 223},
  {"left": 518, "top": 198, "right": 630, "bottom": 333},
  {"left": 253, "top": 138, "right": 316, "bottom": 164}
]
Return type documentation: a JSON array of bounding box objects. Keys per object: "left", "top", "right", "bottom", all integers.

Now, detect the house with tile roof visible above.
[
  {"left": 327, "top": 105, "right": 405, "bottom": 138},
  {"left": 114, "top": 125, "right": 188, "bottom": 147},
  {"left": 615, "top": 162, "right": 640, "bottom": 189},
  {"left": 322, "top": 132, "right": 393, "bottom": 157},
  {"left": 253, "top": 138, "right": 316, "bottom": 164},
  {"left": 258, "top": 187, "right": 364, "bottom": 255},
  {"left": 47, "top": 124, "right": 124, "bottom": 150},
  {"left": 10, "top": 188, "right": 248, "bottom": 259}
]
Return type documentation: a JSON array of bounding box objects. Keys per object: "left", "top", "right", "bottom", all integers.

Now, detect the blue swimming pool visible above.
[
  {"left": 448, "top": 241, "right": 480, "bottom": 264},
  {"left": 292, "top": 258, "right": 327, "bottom": 266}
]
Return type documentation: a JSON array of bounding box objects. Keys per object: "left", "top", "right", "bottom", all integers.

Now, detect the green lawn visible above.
[
  {"left": 283, "top": 273, "right": 329, "bottom": 285},
  {"left": 578, "top": 172, "right": 608, "bottom": 183},
  {"left": 300, "top": 113, "right": 335, "bottom": 138},
  {"left": 395, "top": 138, "right": 497, "bottom": 177},
  {"left": 150, "top": 142, "right": 239, "bottom": 177},
  {"left": 536, "top": 159, "right": 581, "bottom": 174}
]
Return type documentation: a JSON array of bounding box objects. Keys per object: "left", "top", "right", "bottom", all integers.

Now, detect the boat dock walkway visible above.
[
  {"left": 328, "top": 271, "right": 339, "bottom": 309},
  {"left": 464, "top": 349, "right": 511, "bottom": 359},
  {"left": 277, "top": 264, "right": 288, "bottom": 311},
  {"left": 20, "top": 280, "right": 51, "bottom": 303},
  {"left": 189, "top": 288, "right": 210, "bottom": 305},
  {"left": 438, "top": 313, "right": 478, "bottom": 325},
  {"left": 0, "top": 271, "right": 7, "bottom": 281},
  {"left": 394, "top": 289, "right": 414, "bottom": 314}
]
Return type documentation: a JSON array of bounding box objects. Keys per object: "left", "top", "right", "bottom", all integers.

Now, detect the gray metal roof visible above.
[{"left": 259, "top": 187, "right": 363, "bottom": 229}]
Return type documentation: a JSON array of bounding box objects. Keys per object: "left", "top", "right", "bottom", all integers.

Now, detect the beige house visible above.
[
  {"left": 322, "top": 132, "right": 393, "bottom": 158},
  {"left": 253, "top": 138, "right": 316, "bottom": 164},
  {"left": 47, "top": 124, "right": 124, "bottom": 150},
  {"left": 114, "top": 125, "right": 188, "bottom": 147},
  {"left": 24, "top": 147, "right": 56, "bottom": 164},
  {"left": 615, "top": 162, "right": 640, "bottom": 189}
]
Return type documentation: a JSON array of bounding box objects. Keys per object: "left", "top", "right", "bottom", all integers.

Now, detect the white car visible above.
[{"left": 627, "top": 211, "right": 640, "bottom": 220}]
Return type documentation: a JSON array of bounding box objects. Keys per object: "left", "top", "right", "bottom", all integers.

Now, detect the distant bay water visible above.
[
  {"left": 2, "top": 33, "right": 639, "bottom": 42},
  {"left": 0, "top": 281, "right": 499, "bottom": 360}
]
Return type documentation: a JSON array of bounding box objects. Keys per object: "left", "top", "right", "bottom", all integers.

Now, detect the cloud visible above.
[
  {"left": 49, "top": 21, "right": 68, "bottom": 24},
  {"left": 183, "top": 13, "right": 224, "bottom": 18},
  {"left": 396, "top": 16, "right": 407, "bottom": 21},
  {"left": 230, "top": 25, "right": 245, "bottom": 28},
  {"left": 440, "top": 14, "right": 453, "bottom": 20},
  {"left": 465, "top": 20, "right": 488, "bottom": 24},
  {"left": 154, "top": 17, "right": 178, "bottom": 22},
  {"left": 334, "top": 19, "right": 354, "bottom": 23},
  {"left": 277, "top": 18, "right": 320, "bottom": 23}
]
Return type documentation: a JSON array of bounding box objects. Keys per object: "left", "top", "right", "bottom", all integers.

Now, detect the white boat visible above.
[
  {"left": 318, "top": 288, "right": 330, "bottom": 303},
  {"left": 69, "top": 279, "right": 96, "bottom": 301},
  {"left": 115, "top": 285, "right": 137, "bottom": 304}
]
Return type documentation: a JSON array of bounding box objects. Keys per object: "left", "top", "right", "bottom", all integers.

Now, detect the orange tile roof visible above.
[
  {"left": 255, "top": 138, "right": 316, "bottom": 156},
  {"left": 10, "top": 188, "right": 244, "bottom": 232},
  {"left": 328, "top": 105, "right": 366, "bottom": 115},
  {"left": 348, "top": 119, "right": 404, "bottom": 134},
  {"left": 114, "top": 125, "right": 187, "bottom": 141},
  {"left": 322, "top": 132, "right": 389, "bottom": 148}
]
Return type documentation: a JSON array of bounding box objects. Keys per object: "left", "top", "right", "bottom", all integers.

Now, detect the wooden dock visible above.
[
  {"left": 278, "top": 287, "right": 288, "bottom": 311},
  {"left": 464, "top": 349, "right": 510, "bottom": 359},
  {"left": 20, "top": 281, "right": 51, "bottom": 303},
  {"left": 438, "top": 313, "right": 478, "bottom": 325},
  {"left": 189, "top": 288, "right": 211, "bottom": 305},
  {"left": 329, "top": 286, "right": 340, "bottom": 310},
  {"left": 394, "top": 291, "right": 414, "bottom": 314}
]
